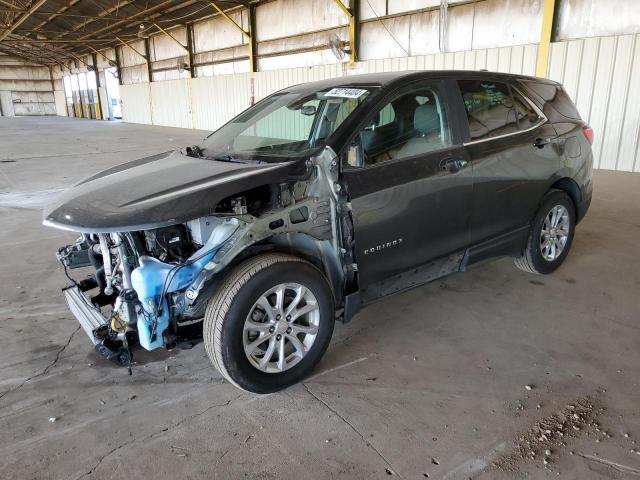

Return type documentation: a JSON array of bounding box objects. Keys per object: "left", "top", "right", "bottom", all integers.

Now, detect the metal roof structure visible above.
[{"left": 0, "top": 0, "right": 259, "bottom": 65}]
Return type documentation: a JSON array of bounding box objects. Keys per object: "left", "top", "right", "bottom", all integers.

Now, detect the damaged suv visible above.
[{"left": 45, "top": 71, "right": 593, "bottom": 393}]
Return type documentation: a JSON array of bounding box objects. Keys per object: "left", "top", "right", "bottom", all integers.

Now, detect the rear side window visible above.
[
  {"left": 458, "top": 80, "right": 518, "bottom": 140},
  {"left": 552, "top": 88, "right": 582, "bottom": 120},
  {"left": 520, "top": 80, "right": 582, "bottom": 120},
  {"left": 512, "top": 90, "right": 543, "bottom": 131}
]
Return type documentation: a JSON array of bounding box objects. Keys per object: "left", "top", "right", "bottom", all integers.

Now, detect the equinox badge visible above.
[{"left": 363, "top": 238, "right": 403, "bottom": 255}]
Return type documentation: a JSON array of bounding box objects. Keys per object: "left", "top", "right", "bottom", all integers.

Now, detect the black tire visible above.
[
  {"left": 203, "top": 253, "right": 335, "bottom": 393},
  {"left": 514, "top": 189, "right": 576, "bottom": 275}
]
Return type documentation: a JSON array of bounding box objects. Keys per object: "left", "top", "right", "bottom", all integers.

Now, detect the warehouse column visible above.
[{"left": 536, "top": 0, "right": 557, "bottom": 78}]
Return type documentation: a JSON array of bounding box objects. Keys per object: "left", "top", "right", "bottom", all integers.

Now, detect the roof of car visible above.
[{"left": 284, "top": 70, "right": 556, "bottom": 94}]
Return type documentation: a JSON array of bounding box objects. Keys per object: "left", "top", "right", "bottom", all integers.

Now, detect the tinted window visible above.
[
  {"left": 512, "top": 90, "right": 542, "bottom": 131},
  {"left": 352, "top": 84, "right": 451, "bottom": 166},
  {"left": 458, "top": 80, "right": 518, "bottom": 140},
  {"left": 520, "top": 80, "right": 582, "bottom": 120}
]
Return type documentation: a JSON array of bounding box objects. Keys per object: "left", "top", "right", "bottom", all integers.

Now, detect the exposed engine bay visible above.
[{"left": 52, "top": 147, "right": 355, "bottom": 367}]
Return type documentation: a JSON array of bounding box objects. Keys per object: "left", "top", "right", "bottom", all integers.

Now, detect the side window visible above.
[
  {"left": 458, "top": 80, "right": 518, "bottom": 140},
  {"left": 512, "top": 90, "right": 542, "bottom": 131},
  {"left": 352, "top": 84, "right": 451, "bottom": 167}
]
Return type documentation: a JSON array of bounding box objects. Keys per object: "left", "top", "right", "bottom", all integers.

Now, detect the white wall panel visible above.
[
  {"left": 150, "top": 79, "right": 192, "bottom": 129},
  {"left": 121, "top": 64, "right": 149, "bottom": 85},
  {"left": 119, "top": 40, "right": 147, "bottom": 67},
  {"left": 616, "top": 37, "right": 640, "bottom": 173},
  {"left": 0, "top": 91, "right": 13, "bottom": 116},
  {"left": 150, "top": 26, "right": 187, "bottom": 62},
  {"left": 191, "top": 74, "right": 251, "bottom": 131},
  {"left": 120, "top": 83, "right": 152, "bottom": 125},
  {"left": 598, "top": 35, "right": 633, "bottom": 171},
  {"left": 193, "top": 11, "right": 247, "bottom": 53},
  {"left": 359, "top": 0, "right": 386, "bottom": 20},
  {"left": 556, "top": 0, "right": 640, "bottom": 41},
  {"left": 54, "top": 90, "right": 67, "bottom": 116},
  {"left": 98, "top": 86, "right": 109, "bottom": 120},
  {"left": 256, "top": 0, "right": 346, "bottom": 42},
  {"left": 472, "top": 0, "right": 542, "bottom": 49},
  {"left": 548, "top": 34, "right": 640, "bottom": 172}
]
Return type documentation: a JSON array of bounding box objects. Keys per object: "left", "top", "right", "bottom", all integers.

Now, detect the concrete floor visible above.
[{"left": 1, "top": 116, "right": 639, "bottom": 480}]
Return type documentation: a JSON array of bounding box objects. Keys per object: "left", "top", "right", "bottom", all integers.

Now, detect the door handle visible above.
[
  {"left": 534, "top": 137, "right": 552, "bottom": 149},
  {"left": 440, "top": 158, "right": 468, "bottom": 173}
]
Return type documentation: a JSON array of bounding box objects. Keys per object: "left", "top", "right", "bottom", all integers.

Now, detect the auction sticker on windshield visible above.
[{"left": 325, "top": 88, "right": 368, "bottom": 98}]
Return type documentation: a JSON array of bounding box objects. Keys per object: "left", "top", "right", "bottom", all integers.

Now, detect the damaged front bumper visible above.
[
  {"left": 56, "top": 217, "right": 242, "bottom": 365},
  {"left": 63, "top": 285, "right": 107, "bottom": 345},
  {"left": 63, "top": 284, "right": 135, "bottom": 365}
]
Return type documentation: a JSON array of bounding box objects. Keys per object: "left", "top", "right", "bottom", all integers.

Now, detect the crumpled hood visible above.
[{"left": 43, "top": 149, "right": 305, "bottom": 233}]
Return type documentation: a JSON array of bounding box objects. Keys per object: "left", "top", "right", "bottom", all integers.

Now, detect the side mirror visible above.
[
  {"left": 347, "top": 139, "right": 364, "bottom": 168},
  {"left": 300, "top": 105, "right": 317, "bottom": 116}
]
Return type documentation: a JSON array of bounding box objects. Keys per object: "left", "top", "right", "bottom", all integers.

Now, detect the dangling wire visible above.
[{"left": 364, "top": 0, "right": 410, "bottom": 56}]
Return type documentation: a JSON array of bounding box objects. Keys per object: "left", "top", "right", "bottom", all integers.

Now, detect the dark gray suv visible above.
[{"left": 45, "top": 71, "right": 593, "bottom": 393}]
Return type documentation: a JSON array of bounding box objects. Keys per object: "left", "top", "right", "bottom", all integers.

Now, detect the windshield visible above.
[{"left": 199, "top": 87, "right": 374, "bottom": 161}]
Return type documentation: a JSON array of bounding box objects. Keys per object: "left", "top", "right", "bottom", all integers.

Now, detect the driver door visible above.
[{"left": 342, "top": 79, "right": 472, "bottom": 290}]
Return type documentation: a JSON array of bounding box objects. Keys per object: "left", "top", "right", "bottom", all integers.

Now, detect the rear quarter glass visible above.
[{"left": 518, "top": 80, "right": 582, "bottom": 121}]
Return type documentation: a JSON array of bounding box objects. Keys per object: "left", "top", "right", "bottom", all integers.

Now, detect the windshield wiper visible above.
[
  {"left": 212, "top": 154, "right": 235, "bottom": 162},
  {"left": 211, "top": 154, "right": 264, "bottom": 165}
]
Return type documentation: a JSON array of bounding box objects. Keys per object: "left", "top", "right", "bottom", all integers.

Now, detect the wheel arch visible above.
[
  {"left": 550, "top": 177, "right": 582, "bottom": 221},
  {"left": 221, "top": 233, "right": 345, "bottom": 314}
]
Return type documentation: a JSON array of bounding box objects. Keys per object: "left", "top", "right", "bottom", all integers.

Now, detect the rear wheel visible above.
[
  {"left": 203, "top": 254, "right": 334, "bottom": 393},
  {"left": 514, "top": 190, "right": 576, "bottom": 275}
]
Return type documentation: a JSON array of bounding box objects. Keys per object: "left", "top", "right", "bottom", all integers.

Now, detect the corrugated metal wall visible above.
[
  {"left": 547, "top": 34, "right": 640, "bottom": 172},
  {"left": 118, "top": 34, "right": 640, "bottom": 172},
  {"left": 98, "top": 86, "right": 109, "bottom": 121},
  {"left": 0, "top": 55, "right": 55, "bottom": 117},
  {"left": 150, "top": 79, "right": 192, "bottom": 129},
  {"left": 191, "top": 74, "right": 251, "bottom": 131},
  {"left": 54, "top": 90, "right": 66, "bottom": 116},
  {"left": 120, "top": 83, "right": 152, "bottom": 125}
]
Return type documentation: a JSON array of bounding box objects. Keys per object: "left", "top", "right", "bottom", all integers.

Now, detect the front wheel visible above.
[
  {"left": 203, "top": 254, "right": 334, "bottom": 393},
  {"left": 514, "top": 189, "right": 576, "bottom": 275}
]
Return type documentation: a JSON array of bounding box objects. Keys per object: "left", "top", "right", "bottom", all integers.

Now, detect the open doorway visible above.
[{"left": 104, "top": 67, "right": 122, "bottom": 120}]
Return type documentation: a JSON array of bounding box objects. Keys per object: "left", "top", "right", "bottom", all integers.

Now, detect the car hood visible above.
[{"left": 43, "top": 149, "right": 306, "bottom": 233}]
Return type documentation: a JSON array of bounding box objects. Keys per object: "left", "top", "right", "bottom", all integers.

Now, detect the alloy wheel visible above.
[
  {"left": 540, "top": 204, "right": 570, "bottom": 261},
  {"left": 243, "top": 283, "right": 320, "bottom": 373}
]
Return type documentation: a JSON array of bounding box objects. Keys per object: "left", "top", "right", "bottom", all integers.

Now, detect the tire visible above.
[
  {"left": 203, "top": 253, "right": 335, "bottom": 393},
  {"left": 514, "top": 189, "right": 576, "bottom": 275}
]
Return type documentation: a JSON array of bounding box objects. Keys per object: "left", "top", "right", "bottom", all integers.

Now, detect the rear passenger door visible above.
[
  {"left": 342, "top": 79, "right": 472, "bottom": 288},
  {"left": 456, "top": 78, "right": 561, "bottom": 250}
]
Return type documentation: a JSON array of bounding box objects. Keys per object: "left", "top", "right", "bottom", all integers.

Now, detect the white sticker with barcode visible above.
[{"left": 325, "top": 87, "right": 368, "bottom": 99}]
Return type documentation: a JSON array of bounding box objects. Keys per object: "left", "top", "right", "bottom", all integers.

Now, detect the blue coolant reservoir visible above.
[{"left": 131, "top": 218, "right": 239, "bottom": 350}]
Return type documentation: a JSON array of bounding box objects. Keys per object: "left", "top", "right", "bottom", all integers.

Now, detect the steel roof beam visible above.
[
  {"left": 30, "top": 0, "right": 82, "bottom": 33},
  {"left": 55, "top": 0, "right": 137, "bottom": 38},
  {"left": 0, "top": 0, "right": 49, "bottom": 41}
]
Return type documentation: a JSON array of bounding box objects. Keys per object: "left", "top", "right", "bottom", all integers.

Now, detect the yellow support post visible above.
[
  {"left": 207, "top": 1, "right": 256, "bottom": 75},
  {"left": 536, "top": 0, "right": 556, "bottom": 78},
  {"left": 207, "top": 1, "right": 249, "bottom": 38},
  {"left": 333, "top": 0, "right": 357, "bottom": 64},
  {"left": 116, "top": 36, "right": 147, "bottom": 61},
  {"left": 88, "top": 46, "right": 112, "bottom": 65},
  {"left": 153, "top": 23, "right": 188, "bottom": 51}
]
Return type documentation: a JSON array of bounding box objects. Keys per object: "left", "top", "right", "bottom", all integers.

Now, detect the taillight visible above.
[{"left": 583, "top": 126, "right": 594, "bottom": 145}]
